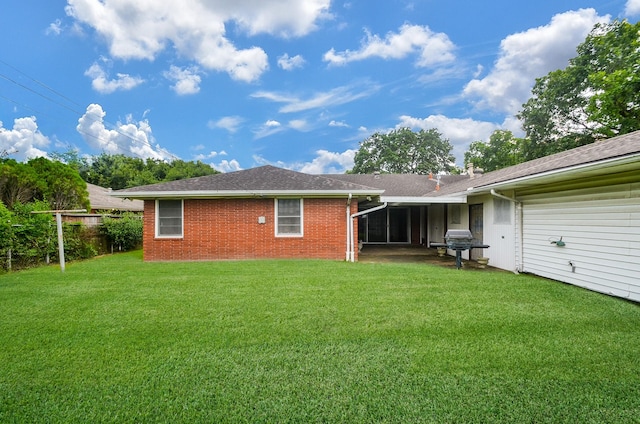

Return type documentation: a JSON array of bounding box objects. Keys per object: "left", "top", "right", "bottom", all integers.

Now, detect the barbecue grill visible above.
[{"left": 431, "top": 229, "right": 490, "bottom": 269}]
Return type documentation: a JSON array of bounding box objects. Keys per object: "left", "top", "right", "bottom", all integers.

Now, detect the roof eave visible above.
[
  {"left": 110, "top": 189, "right": 384, "bottom": 199},
  {"left": 380, "top": 195, "right": 467, "bottom": 204},
  {"left": 465, "top": 153, "right": 640, "bottom": 195}
]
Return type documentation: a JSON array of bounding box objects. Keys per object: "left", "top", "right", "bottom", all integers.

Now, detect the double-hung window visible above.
[
  {"left": 156, "top": 199, "right": 183, "bottom": 238},
  {"left": 275, "top": 198, "right": 303, "bottom": 236}
]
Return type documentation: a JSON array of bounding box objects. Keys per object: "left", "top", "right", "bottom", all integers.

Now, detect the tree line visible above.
[
  {"left": 352, "top": 20, "right": 640, "bottom": 174},
  {"left": 0, "top": 154, "right": 217, "bottom": 271}
]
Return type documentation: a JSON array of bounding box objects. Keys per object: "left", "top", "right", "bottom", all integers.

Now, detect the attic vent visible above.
[{"left": 374, "top": 171, "right": 380, "bottom": 179}]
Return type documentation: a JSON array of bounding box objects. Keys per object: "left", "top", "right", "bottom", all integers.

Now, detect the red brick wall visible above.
[{"left": 143, "top": 198, "right": 359, "bottom": 261}]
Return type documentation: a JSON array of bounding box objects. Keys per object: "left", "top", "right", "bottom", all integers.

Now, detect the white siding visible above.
[
  {"left": 520, "top": 182, "right": 640, "bottom": 302},
  {"left": 428, "top": 204, "right": 446, "bottom": 245},
  {"left": 473, "top": 194, "right": 517, "bottom": 272}
]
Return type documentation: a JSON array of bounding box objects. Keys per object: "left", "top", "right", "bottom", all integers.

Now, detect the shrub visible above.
[{"left": 101, "top": 213, "right": 143, "bottom": 252}]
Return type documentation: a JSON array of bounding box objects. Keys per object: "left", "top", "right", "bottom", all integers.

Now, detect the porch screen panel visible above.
[{"left": 389, "top": 208, "right": 409, "bottom": 243}]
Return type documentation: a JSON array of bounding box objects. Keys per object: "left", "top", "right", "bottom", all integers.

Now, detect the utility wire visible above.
[{"left": 0, "top": 61, "right": 179, "bottom": 161}]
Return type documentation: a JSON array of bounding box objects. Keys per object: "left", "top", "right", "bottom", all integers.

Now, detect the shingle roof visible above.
[
  {"left": 324, "top": 173, "right": 466, "bottom": 197},
  {"left": 436, "top": 130, "right": 640, "bottom": 196},
  {"left": 87, "top": 183, "right": 143, "bottom": 211},
  {"left": 113, "top": 165, "right": 382, "bottom": 197},
  {"left": 113, "top": 131, "right": 640, "bottom": 200}
]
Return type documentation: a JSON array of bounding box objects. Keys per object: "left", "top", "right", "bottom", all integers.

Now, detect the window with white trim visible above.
[
  {"left": 156, "top": 199, "right": 183, "bottom": 238},
  {"left": 275, "top": 198, "right": 303, "bottom": 236}
]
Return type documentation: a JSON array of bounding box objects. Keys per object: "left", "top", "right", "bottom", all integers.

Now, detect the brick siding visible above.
[{"left": 143, "top": 198, "right": 359, "bottom": 261}]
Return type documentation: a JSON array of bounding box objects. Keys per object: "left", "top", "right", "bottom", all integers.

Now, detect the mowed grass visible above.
[{"left": 1, "top": 251, "right": 639, "bottom": 423}]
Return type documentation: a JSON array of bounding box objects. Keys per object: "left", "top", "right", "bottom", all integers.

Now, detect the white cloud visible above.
[
  {"left": 84, "top": 63, "right": 144, "bottom": 94},
  {"left": 254, "top": 120, "right": 285, "bottom": 139},
  {"left": 76, "top": 103, "right": 173, "bottom": 160},
  {"left": 0, "top": 117, "right": 50, "bottom": 161},
  {"left": 209, "top": 116, "right": 245, "bottom": 133},
  {"left": 329, "top": 120, "right": 349, "bottom": 128},
  {"left": 463, "top": 9, "right": 609, "bottom": 114},
  {"left": 278, "top": 53, "right": 306, "bottom": 70},
  {"left": 213, "top": 159, "right": 242, "bottom": 173},
  {"left": 193, "top": 150, "right": 227, "bottom": 161},
  {"left": 46, "top": 19, "right": 63, "bottom": 36},
  {"left": 253, "top": 149, "right": 356, "bottom": 174},
  {"left": 288, "top": 119, "right": 308, "bottom": 131},
  {"left": 298, "top": 149, "right": 356, "bottom": 174},
  {"left": 625, "top": 0, "right": 640, "bottom": 15},
  {"left": 252, "top": 83, "right": 379, "bottom": 113},
  {"left": 397, "top": 114, "right": 499, "bottom": 165},
  {"left": 323, "top": 24, "right": 456, "bottom": 67},
  {"left": 66, "top": 0, "right": 331, "bottom": 83},
  {"left": 164, "top": 65, "right": 202, "bottom": 95}
]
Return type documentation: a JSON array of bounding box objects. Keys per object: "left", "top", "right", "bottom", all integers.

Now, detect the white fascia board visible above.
[
  {"left": 380, "top": 195, "right": 467, "bottom": 204},
  {"left": 466, "top": 154, "right": 640, "bottom": 194},
  {"left": 110, "top": 189, "right": 384, "bottom": 199}
]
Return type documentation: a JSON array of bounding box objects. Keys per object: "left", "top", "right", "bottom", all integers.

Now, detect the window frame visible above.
[
  {"left": 155, "top": 199, "right": 184, "bottom": 238},
  {"left": 275, "top": 198, "right": 303, "bottom": 237}
]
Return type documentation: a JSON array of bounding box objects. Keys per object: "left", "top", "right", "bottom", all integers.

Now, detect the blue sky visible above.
[{"left": 1, "top": 0, "right": 637, "bottom": 173}]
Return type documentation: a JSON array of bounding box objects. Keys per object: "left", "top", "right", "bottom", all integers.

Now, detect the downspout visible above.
[
  {"left": 349, "top": 202, "right": 388, "bottom": 262},
  {"left": 346, "top": 193, "right": 352, "bottom": 262},
  {"left": 490, "top": 189, "right": 522, "bottom": 274}
]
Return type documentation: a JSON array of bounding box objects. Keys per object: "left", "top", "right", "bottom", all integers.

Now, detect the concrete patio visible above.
[{"left": 357, "top": 245, "right": 492, "bottom": 270}]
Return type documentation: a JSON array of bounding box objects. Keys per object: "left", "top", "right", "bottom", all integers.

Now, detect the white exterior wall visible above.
[
  {"left": 428, "top": 204, "right": 447, "bottom": 246},
  {"left": 468, "top": 193, "right": 517, "bottom": 272},
  {"left": 519, "top": 182, "right": 640, "bottom": 302}
]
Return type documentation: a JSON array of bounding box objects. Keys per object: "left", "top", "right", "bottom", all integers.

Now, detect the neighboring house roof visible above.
[
  {"left": 111, "top": 165, "right": 384, "bottom": 199},
  {"left": 87, "top": 183, "right": 144, "bottom": 212},
  {"left": 437, "top": 130, "right": 640, "bottom": 196}
]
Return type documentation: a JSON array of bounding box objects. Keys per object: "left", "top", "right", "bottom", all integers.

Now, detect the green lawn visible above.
[{"left": 1, "top": 251, "right": 639, "bottom": 423}]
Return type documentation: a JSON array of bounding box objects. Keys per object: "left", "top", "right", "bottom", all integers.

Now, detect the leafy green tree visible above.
[
  {"left": 81, "top": 153, "right": 218, "bottom": 189},
  {"left": 464, "top": 130, "right": 525, "bottom": 172},
  {"left": 518, "top": 20, "right": 640, "bottom": 160},
  {"left": 0, "top": 160, "right": 44, "bottom": 209},
  {"left": 350, "top": 128, "right": 455, "bottom": 174},
  {"left": 28, "top": 157, "right": 90, "bottom": 211},
  {"left": 0, "top": 201, "right": 13, "bottom": 257}
]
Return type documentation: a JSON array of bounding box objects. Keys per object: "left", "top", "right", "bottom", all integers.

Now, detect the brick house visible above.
[
  {"left": 113, "top": 130, "right": 640, "bottom": 302},
  {"left": 111, "top": 166, "right": 384, "bottom": 261}
]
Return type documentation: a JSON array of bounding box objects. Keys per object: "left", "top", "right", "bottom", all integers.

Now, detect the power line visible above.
[{"left": 0, "top": 61, "right": 180, "bottom": 161}]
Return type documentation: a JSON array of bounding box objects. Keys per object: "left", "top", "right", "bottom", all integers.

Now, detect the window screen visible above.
[
  {"left": 276, "top": 199, "right": 302, "bottom": 236},
  {"left": 157, "top": 199, "right": 183, "bottom": 237}
]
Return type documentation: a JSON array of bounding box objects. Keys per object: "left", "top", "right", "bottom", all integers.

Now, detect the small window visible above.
[
  {"left": 494, "top": 198, "right": 512, "bottom": 224},
  {"left": 276, "top": 198, "right": 303, "bottom": 236},
  {"left": 156, "top": 199, "right": 183, "bottom": 238}
]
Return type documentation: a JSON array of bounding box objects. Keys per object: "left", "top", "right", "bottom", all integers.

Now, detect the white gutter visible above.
[
  {"left": 346, "top": 193, "right": 352, "bottom": 262},
  {"left": 348, "top": 202, "right": 388, "bottom": 262},
  {"left": 111, "top": 189, "right": 384, "bottom": 199},
  {"left": 490, "top": 189, "right": 523, "bottom": 274},
  {"left": 380, "top": 195, "right": 467, "bottom": 204}
]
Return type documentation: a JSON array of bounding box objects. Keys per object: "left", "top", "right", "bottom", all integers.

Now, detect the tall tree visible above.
[
  {"left": 464, "top": 130, "right": 525, "bottom": 172},
  {"left": 518, "top": 20, "right": 640, "bottom": 160},
  {"left": 0, "top": 160, "right": 44, "bottom": 209},
  {"left": 350, "top": 128, "right": 454, "bottom": 174},
  {"left": 28, "top": 157, "right": 90, "bottom": 211}
]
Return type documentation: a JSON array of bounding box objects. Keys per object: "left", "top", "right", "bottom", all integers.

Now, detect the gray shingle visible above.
[{"left": 114, "top": 165, "right": 380, "bottom": 194}]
